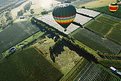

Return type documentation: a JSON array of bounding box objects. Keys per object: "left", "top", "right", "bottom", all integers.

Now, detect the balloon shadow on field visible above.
[{"left": 49, "top": 39, "right": 65, "bottom": 62}]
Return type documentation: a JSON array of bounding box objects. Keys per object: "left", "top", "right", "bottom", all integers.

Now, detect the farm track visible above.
[{"left": 104, "top": 27, "right": 114, "bottom": 38}]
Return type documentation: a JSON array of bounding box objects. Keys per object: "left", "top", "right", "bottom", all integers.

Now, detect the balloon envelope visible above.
[
  {"left": 52, "top": 3, "right": 76, "bottom": 30},
  {"left": 109, "top": 3, "right": 119, "bottom": 12}
]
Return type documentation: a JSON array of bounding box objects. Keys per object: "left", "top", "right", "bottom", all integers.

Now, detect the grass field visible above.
[
  {"left": 74, "top": 62, "right": 120, "bottom": 81},
  {"left": 70, "top": 28, "right": 121, "bottom": 54},
  {"left": 85, "top": 14, "right": 119, "bottom": 36},
  {"left": 79, "top": 0, "right": 116, "bottom": 8},
  {"left": 2, "top": 31, "right": 44, "bottom": 59},
  {"left": 0, "top": 19, "right": 40, "bottom": 54},
  {"left": 0, "top": 47, "right": 63, "bottom": 81},
  {"left": 107, "top": 24, "right": 121, "bottom": 45},
  {"left": 33, "top": 37, "right": 120, "bottom": 81},
  {"left": 60, "top": 58, "right": 87, "bottom": 81},
  {"left": 99, "top": 59, "right": 121, "bottom": 69},
  {"left": 99, "top": 54, "right": 121, "bottom": 60},
  {"left": 92, "top": 6, "right": 121, "bottom": 18},
  {"left": 85, "top": 19, "right": 112, "bottom": 36},
  {"left": 90, "top": 4, "right": 121, "bottom": 45},
  {"left": 33, "top": 37, "right": 82, "bottom": 75},
  {"left": 71, "top": 28, "right": 112, "bottom": 53},
  {"left": 84, "top": 14, "right": 121, "bottom": 45}
]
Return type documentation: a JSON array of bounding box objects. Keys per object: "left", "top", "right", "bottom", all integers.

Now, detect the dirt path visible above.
[
  {"left": 79, "top": 0, "right": 117, "bottom": 8},
  {"left": 104, "top": 27, "right": 114, "bottom": 37}
]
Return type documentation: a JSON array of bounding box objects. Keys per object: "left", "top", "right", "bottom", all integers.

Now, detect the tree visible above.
[
  {"left": 5, "top": 11, "right": 13, "bottom": 21},
  {"left": 30, "top": 9, "right": 34, "bottom": 14},
  {"left": 24, "top": 2, "right": 32, "bottom": 12},
  {"left": 0, "top": 15, "right": 7, "bottom": 28},
  {"left": 17, "top": 10, "right": 24, "bottom": 17}
]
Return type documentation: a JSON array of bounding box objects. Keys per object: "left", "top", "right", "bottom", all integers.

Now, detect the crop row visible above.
[{"left": 75, "top": 62, "right": 120, "bottom": 81}]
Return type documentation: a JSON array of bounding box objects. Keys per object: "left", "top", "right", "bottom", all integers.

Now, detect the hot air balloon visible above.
[
  {"left": 109, "top": 3, "right": 119, "bottom": 12},
  {"left": 52, "top": 3, "right": 76, "bottom": 31}
]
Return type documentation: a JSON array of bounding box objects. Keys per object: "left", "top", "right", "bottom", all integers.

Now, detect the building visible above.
[{"left": 34, "top": 8, "right": 100, "bottom": 35}]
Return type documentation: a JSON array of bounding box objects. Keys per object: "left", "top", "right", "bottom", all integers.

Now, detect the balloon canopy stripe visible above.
[
  {"left": 109, "top": 7, "right": 118, "bottom": 11},
  {"left": 55, "top": 19, "right": 74, "bottom": 24},
  {"left": 53, "top": 15, "right": 75, "bottom": 20},
  {"left": 109, "top": 4, "right": 119, "bottom": 12},
  {"left": 57, "top": 21, "right": 73, "bottom": 24},
  {"left": 54, "top": 15, "right": 74, "bottom": 25},
  {"left": 54, "top": 16, "right": 75, "bottom": 20}
]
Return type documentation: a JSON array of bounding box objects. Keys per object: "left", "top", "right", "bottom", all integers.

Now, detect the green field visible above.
[
  {"left": 74, "top": 62, "right": 120, "bottom": 81},
  {"left": 99, "top": 59, "right": 121, "bottom": 69},
  {"left": 0, "top": 47, "right": 63, "bottom": 81},
  {"left": 70, "top": 28, "right": 112, "bottom": 53},
  {"left": 92, "top": 6, "right": 121, "bottom": 18},
  {"left": 0, "top": 19, "right": 40, "bottom": 54},
  {"left": 85, "top": 19, "right": 112, "bottom": 36},
  {"left": 85, "top": 14, "right": 119, "bottom": 36},
  {"left": 34, "top": 37, "right": 82, "bottom": 75},
  {"left": 107, "top": 23, "right": 121, "bottom": 45},
  {"left": 70, "top": 28, "right": 121, "bottom": 54},
  {"left": 89, "top": 6, "right": 121, "bottom": 44},
  {"left": 84, "top": 14, "right": 121, "bottom": 45}
]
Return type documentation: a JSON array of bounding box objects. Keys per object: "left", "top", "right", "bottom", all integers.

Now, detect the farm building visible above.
[
  {"left": 76, "top": 8, "right": 100, "bottom": 17},
  {"left": 36, "top": 14, "right": 80, "bottom": 35},
  {"left": 74, "top": 14, "right": 91, "bottom": 25},
  {"left": 35, "top": 8, "right": 100, "bottom": 35},
  {"left": 0, "top": 8, "right": 101, "bottom": 54}
]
